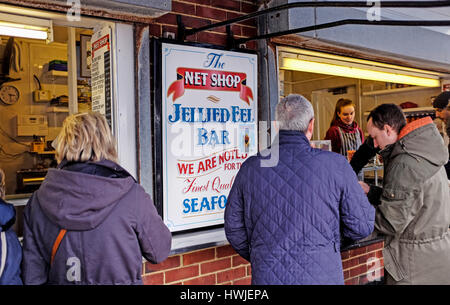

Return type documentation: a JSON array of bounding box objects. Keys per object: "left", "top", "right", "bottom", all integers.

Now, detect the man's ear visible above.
[{"left": 306, "top": 118, "right": 315, "bottom": 140}]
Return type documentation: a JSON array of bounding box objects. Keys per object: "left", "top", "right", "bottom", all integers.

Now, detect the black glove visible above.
[{"left": 350, "top": 136, "right": 380, "bottom": 174}]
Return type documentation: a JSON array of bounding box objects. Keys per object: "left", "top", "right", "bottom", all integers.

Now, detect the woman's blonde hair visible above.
[
  {"left": 55, "top": 112, "right": 118, "bottom": 164},
  {"left": 0, "top": 168, "right": 5, "bottom": 199}
]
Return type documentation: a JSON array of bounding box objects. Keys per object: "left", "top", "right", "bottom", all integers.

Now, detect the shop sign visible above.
[
  {"left": 159, "top": 42, "right": 258, "bottom": 232},
  {"left": 91, "top": 26, "right": 113, "bottom": 127}
]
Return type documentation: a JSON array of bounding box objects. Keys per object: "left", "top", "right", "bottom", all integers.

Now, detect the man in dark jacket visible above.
[
  {"left": 360, "top": 104, "right": 450, "bottom": 284},
  {"left": 224, "top": 94, "right": 375, "bottom": 285},
  {"left": 432, "top": 91, "right": 450, "bottom": 179}
]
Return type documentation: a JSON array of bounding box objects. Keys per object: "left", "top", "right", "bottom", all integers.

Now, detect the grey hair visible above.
[{"left": 276, "top": 94, "right": 314, "bottom": 132}]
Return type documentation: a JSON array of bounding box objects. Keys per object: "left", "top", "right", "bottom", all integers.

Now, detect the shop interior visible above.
[
  {"left": 0, "top": 21, "right": 93, "bottom": 199},
  {"left": 278, "top": 48, "right": 446, "bottom": 184}
]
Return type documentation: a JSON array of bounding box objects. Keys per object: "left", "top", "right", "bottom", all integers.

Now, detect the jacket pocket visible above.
[
  {"left": 383, "top": 245, "right": 406, "bottom": 282},
  {"left": 382, "top": 188, "right": 409, "bottom": 201}
]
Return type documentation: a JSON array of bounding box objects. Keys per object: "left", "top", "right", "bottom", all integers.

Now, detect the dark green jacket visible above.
[{"left": 373, "top": 118, "right": 450, "bottom": 284}]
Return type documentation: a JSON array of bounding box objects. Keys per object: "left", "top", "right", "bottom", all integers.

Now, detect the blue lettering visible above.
[
  {"left": 191, "top": 197, "right": 199, "bottom": 212},
  {"left": 221, "top": 130, "right": 230, "bottom": 144},
  {"left": 198, "top": 128, "right": 208, "bottom": 145},
  {"left": 168, "top": 104, "right": 181, "bottom": 123},
  {"left": 200, "top": 197, "right": 211, "bottom": 211},
  {"left": 219, "top": 195, "right": 227, "bottom": 208},
  {"left": 183, "top": 198, "right": 191, "bottom": 213},
  {"left": 203, "top": 53, "right": 225, "bottom": 69}
]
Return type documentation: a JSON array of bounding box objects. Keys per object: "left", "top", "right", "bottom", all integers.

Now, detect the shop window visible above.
[{"left": 0, "top": 25, "right": 95, "bottom": 199}]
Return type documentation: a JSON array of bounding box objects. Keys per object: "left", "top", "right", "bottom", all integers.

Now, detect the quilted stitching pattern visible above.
[{"left": 225, "top": 130, "right": 375, "bottom": 285}]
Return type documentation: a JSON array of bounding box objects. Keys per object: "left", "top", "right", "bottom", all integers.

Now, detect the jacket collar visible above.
[
  {"left": 277, "top": 129, "right": 310, "bottom": 146},
  {"left": 398, "top": 116, "right": 433, "bottom": 140}
]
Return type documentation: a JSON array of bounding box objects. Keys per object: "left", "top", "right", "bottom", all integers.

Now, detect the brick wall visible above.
[
  {"left": 149, "top": 0, "right": 258, "bottom": 49},
  {"left": 142, "top": 241, "right": 384, "bottom": 285},
  {"left": 142, "top": 245, "right": 252, "bottom": 285},
  {"left": 341, "top": 241, "right": 385, "bottom": 285}
]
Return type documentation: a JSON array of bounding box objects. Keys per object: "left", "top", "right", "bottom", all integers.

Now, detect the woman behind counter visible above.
[
  {"left": 325, "top": 98, "right": 364, "bottom": 159},
  {"left": 21, "top": 112, "right": 172, "bottom": 285}
]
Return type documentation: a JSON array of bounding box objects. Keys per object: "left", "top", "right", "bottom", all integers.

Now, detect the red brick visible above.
[
  {"left": 179, "top": 15, "right": 212, "bottom": 29},
  {"left": 232, "top": 255, "right": 249, "bottom": 267},
  {"left": 216, "top": 245, "right": 237, "bottom": 258},
  {"left": 341, "top": 250, "right": 350, "bottom": 260},
  {"left": 233, "top": 276, "right": 251, "bottom": 285},
  {"left": 375, "top": 250, "right": 384, "bottom": 258},
  {"left": 343, "top": 270, "right": 350, "bottom": 280},
  {"left": 247, "top": 265, "right": 252, "bottom": 276},
  {"left": 145, "top": 255, "right": 181, "bottom": 273},
  {"left": 241, "top": 26, "right": 257, "bottom": 38},
  {"left": 349, "top": 264, "right": 368, "bottom": 278},
  {"left": 143, "top": 272, "right": 164, "bottom": 285},
  {"left": 358, "top": 254, "right": 373, "bottom": 265},
  {"left": 149, "top": 24, "right": 161, "bottom": 37},
  {"left": 155, "top": 13, "right": 177, "bottom": 25},
  {"left": 349, "top": 246, "right": 367, "bottom": 257},
  {"left": 197, "top": 32, "right": 227, "bottom": 46},
  {"left": 342, "top": 258, "right": 359, "bottom": 271},
  {"left": 226, "top": 11, "right": 256, "bottom": 27},
  {"left": 345, "top": 277, "right": 359, "bottom": 285},
  {"left": 183, "top": 248, "right": 215, "bottom": 266},
  {"left": 367, "top": 242, "right": 384, "bottom": 252},
  {"left": 183, "top": 274, "right": 216, "bottom": 285},
  {"left": 217, "top": 267, "right": 246, "bottom": 283},
  {"left": 196, "top": 6, "right": 227, "bottom": 21},
  {"left": 211, "top": 0, "right": 240, "bottom": 11},
  {"left": 201, "top": 257, "right": 231, "bottom": 274},
  {"left": 241, "top": 1, "right": 257, "bottom": 14},
  {"left": 165, "top": 265, "right": 199, "bottom": 283},
  {"left": 172, "top": 1, "right": 196, "bottom": 15}
]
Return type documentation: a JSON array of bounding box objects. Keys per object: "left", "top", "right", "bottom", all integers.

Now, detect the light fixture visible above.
[
  {"left": 280, "top": 57, "right": 441, "bottom": 87},
  {"left": 0, "top": 12, "right": 53, "bottom": 42}
]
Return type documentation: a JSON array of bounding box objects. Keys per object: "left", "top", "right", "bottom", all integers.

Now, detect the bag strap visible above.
[
  {"left": 50, "top": 229, "right": 67, "bottom": 266},
  {"left": 0, "top": 231, "right": 6, "bottom": 278}
]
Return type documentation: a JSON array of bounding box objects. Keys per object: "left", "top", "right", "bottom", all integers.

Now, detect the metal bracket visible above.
[
  {"left": 226, "top": 25, "right": 236, "bottom": 49},
  {"left": 176, "top": 15, "right": 186, "bottom": 42}
]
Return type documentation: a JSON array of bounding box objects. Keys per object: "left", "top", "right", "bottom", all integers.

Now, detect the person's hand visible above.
[{"left": 358, "top": 181, "right": 370, "bottom": 195}]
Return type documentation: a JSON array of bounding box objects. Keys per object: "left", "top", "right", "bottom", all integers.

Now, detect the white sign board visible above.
[
  {"left": 161, "top": 43, "right": 258, "bottom": 232},
  {"left": 91, "top": 26, "right": 113, "bottom": 126}
]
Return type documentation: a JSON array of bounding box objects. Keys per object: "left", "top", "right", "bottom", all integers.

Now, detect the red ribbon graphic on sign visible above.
[{"left": 167, "top": 68, "right": 253, "bottom": 105}]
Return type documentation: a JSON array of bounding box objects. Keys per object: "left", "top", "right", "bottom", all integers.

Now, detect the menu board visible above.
[
  {"left": 160, "top": 42, "right": 258, "bottom": 232},
  {"left": 91, "top": 26, "right": 112, "bottom": 127}
]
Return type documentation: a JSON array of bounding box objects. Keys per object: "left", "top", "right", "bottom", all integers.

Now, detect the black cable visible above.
[
  {"left": 185, "top": 1, "right": 450, "bottom": 37},
  {"left": 33, "top": 74, "right": 42, "bottom": 90},
  {"left": 236, "top": 19, "right": 450, "bottom": 44},
  {"left": 0, "top": 125, "right": 29, "bottom": 147}
]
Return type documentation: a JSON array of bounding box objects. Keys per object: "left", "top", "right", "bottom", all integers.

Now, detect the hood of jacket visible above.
[
  {"left": 0, "top": 198, "right": 15, "bottom": 231},
  {"left": 382, "top": 117, "right": 449, "bottom": 178},
  {"left": 35, "top": 159, "right": 136, "bottom": 231}
]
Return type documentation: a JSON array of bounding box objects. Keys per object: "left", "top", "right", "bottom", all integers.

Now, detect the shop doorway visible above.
[{"left": 311, "top": 85, "right": 357, "bottom": 140}]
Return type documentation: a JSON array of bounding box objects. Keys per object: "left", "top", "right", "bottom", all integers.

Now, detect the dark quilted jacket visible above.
[{"left": 225, "top": 130, "right": 375, "bottom": 285}]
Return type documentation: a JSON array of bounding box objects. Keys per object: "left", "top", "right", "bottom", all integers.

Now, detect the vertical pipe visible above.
[{"left": 67, "top": 27, "right": 78, "bottom": 114}]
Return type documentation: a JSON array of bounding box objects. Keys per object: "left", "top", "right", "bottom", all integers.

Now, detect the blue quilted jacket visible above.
[{"left": 225, "top": 130, "right": 375, "bottom": 285}]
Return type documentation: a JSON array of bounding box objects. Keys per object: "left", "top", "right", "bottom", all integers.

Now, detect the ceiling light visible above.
[
  {"left": 0, "top": 12, "right": 52, "bottom": 42},
  {"left": 280, "top": 57, "right": 440, "bottom": 87}
]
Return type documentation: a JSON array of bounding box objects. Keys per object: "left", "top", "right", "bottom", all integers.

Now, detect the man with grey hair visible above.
[{"left": 225, "top": 94, "right": 375, "bottom": 285}]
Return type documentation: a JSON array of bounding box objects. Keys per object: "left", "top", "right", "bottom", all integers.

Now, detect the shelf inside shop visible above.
[
  {"left": 364, "top": 106, "right": 435, "bottom": 117},
  {"left": 44, "top": 70, "right": 68, "bottom": 81},
  {"left": 362, "top": 86, "right": 434, "bottom": 96}
]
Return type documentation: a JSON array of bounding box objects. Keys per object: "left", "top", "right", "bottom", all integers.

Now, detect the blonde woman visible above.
[
  {"left": 0, "top": 169, "right": 22, "bottom": 284},
  {"left": 21, "top": 112, "right": 171, "bottom": 285}
]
